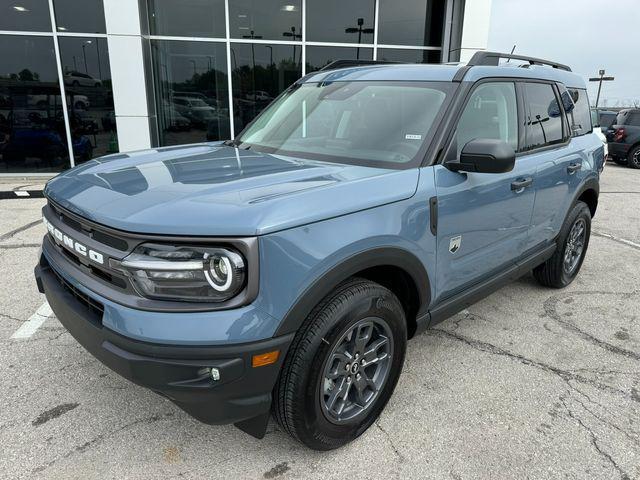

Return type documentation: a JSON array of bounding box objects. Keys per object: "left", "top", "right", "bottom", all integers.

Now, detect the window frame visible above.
[
  {"left": 438, "top": 78, "right": 524, "bottom": 165},
  {"left": 235, "top": 80, "right": 458, "bottom": 170},
  {"left": 518, "top": 80, "right": 570, "bottom": 155},
  {"left": 563, "top": 86, "right": 593, "bottom": 137}
]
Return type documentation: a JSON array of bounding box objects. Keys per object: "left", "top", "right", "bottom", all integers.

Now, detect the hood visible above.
[{"left": 45, "top": 143, "right": 419, "bottom": 236}]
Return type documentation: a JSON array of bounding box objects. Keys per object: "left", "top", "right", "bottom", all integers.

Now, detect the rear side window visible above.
[
  {"left": 453, "top": 82, "right": 518, "bottom": 157},
  {"left": 523, "top": 82, "right": 564, "bottom": 150},
  {"left": 627, "top": 112, "right": 640, "bottom": 126},
  {"left": 600, "top": 113, "right": 616, "bottom": 128},
  {"left": 567, "top": 88, "right": 592, "bottom": 136}
]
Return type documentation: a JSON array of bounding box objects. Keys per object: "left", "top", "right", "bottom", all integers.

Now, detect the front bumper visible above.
[{"left": 34, "top": 257, "right": 293, "bottom": 432}]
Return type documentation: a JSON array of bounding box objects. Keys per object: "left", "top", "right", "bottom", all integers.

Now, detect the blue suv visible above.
[{"left": 35, "top": 52, "right": 602, "bottom": 450}]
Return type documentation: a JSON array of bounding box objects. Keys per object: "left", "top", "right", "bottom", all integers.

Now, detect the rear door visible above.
[
  {"left": 433, "top": 80, "right": 536, "bottom": 302},
  {"left": 522, "top": 82, "right": 586, "bottom": 251}
]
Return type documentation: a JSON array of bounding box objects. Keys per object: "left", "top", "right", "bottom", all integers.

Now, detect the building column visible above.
[
  {"left": 103, "top": 0, "right": 152, "bottom": 152},
  {"left": 458, "top": 0, "right": 492, "bottom": 62}
]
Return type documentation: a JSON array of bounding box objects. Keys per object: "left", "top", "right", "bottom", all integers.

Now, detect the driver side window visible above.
[{"left": 453, "top": 82, "right": 518, "bottom": 158}]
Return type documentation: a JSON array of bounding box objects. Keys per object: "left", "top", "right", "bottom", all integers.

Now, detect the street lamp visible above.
[
  {"left": 82, "top": 43, "right": 88, "bottom": 74},
  {"left": 282, "top": 26, "right": 302, "bottom": 65},
  {"left": 588, "top": 69, "right": 615, "bottom": 108},
  {"left": 242, "top": 30, "right": 263, "bottom": 91},
  {"left": 345, "top": 18, "right": 374, "bottom": 60}
]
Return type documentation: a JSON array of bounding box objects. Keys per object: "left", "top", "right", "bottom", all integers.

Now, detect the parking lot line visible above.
[
  {"left": 592, "top": 230, "right": 640, "bottom": 251},
  {"left": 11, "top": 302, "right": 52, "bottom": 339}
]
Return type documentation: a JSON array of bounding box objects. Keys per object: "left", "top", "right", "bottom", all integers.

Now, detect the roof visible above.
[{"left": 301, "top": 61, "right": 587, "bottom": 89}]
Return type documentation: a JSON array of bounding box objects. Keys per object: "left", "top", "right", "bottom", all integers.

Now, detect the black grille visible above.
[
  {"left": 50, "top": 265, "right": 105, "bottom": 319},
  {"left": 49, "top": 201, "right": 129, "bottom": 251}
]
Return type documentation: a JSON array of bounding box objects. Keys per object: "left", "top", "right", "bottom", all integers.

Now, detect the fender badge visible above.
[{"left": 449, "top": 235, "right": 462, "bottom": 254}]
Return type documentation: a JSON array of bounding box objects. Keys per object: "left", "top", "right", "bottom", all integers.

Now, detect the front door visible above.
[{"left": 433, "top": 81, "right": 536, "bottom": 303}]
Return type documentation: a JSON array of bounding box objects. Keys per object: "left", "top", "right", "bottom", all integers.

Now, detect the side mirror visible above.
[{"left": 445, "top": 139, "right": 515, "bottom": 174}]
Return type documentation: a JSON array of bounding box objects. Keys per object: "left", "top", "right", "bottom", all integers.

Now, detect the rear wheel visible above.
[
  {"left": 273, "top": 278, "right": 407, "bottom": 450},
  {"left": 627, "top": 145, "right": 640, "bottom": 169},
  {"left": 533, "top": 201, "right": 591, "bottom": 288}
]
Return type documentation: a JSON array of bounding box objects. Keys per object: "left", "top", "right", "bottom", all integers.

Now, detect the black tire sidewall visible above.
[
  {"left": 295, "top": 283, "right": 406, "bottom": 449},
  {"left": 628, "top": 146, "right": 640, "bottom": 169},
  {"left": 558, "top": 202, "right": 591, "bottom": 286}
]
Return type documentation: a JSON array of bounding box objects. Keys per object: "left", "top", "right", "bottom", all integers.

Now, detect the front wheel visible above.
[
  {"left": 533, "top": 201, "right": 591, "bottom": 288},
  {"left": 273, "top": 278, "right": 407, "bottom": 450}
]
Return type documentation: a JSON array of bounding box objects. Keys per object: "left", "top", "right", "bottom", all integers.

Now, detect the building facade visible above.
[{"left": 0, "top": 0, "right": 491, "bottom": 176}]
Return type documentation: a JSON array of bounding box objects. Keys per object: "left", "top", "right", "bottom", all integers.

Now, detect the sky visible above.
[{"left": 487, "top": 0, "right": 640, "bottom": 108}]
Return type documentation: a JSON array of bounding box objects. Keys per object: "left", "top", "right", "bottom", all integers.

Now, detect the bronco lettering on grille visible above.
[{"left": 43, "top": 216, "right": 105, "bottom": 265}]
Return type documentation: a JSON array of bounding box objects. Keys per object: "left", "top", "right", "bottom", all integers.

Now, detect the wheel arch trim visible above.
[
  {"left": 572, "top": 176, "right": 599, "bottom": 217},
  {"left": 273, "top": 246, "right": 431, "bottom": 337}
]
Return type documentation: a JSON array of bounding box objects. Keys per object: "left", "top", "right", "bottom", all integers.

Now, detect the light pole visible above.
[
  {"left": 81, "top": 44, "right": 88, "bottom": 74},
  {"left": 242, "top": 30, "right": 263, "bottom": 94},
  {"left": 282, "top": 26, "right": 302, "bottom": 65},
  {"left": 588, "top": 69, "right": 615, "bottom": 108},
  {"left": 345, "top": 18, "right": 374, "bottom": 60},
  {"left": 264, "top": 45, "right": 274, "bottom": 89}
]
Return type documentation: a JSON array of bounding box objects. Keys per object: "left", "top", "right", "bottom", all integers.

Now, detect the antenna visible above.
[{"left": 506, "top": 45, "right": 516, "bottom": 63}]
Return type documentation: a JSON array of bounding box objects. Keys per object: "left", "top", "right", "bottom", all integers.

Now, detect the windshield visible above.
[{"left": 235, "top": 81, "right": 452, "bottom": 168}]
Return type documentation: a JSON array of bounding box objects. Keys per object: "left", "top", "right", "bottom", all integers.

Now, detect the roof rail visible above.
[
  {"left": 467, "top": 51, "right": 572, "bottom": 72},
  {"left": 318, "top": 59, "right": 399, "bottom": 71}
]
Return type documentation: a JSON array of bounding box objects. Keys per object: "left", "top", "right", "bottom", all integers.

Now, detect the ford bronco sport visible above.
[{"left": 35, "top": 52, "right": 602, "bottom": 450}]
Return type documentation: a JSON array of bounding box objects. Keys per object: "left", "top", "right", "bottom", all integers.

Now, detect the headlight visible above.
[{"left": 112, "top": 244, "right": 246, "bottom": 302}]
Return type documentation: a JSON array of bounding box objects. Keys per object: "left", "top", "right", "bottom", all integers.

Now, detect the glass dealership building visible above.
[{"left": 0, "top": 0, "right": 491, "bottom": 175}]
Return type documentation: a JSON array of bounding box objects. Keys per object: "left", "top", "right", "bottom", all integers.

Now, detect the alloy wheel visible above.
[
  {"left": 563, "top": 218, "right": 586, "bottom": 274},
  {"left": 320, "top": 317, "right": 393, "bottom": 424}
]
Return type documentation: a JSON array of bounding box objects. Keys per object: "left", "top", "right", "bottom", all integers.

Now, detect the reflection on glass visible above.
[
  {"left": 523, "top": 82, "right": 564, "bottom": 149},
  {"left": 53, "top": 0, "right": 106, "bottom": 34},
  {"left": 0, "top": 36, "right": 71, "bottom": 173},
  {"left": 237, "top": 82, "right": 451, "bottom": 166},
  {"left": 229, "top": 0, "right": 302, "bottom": 41},
  {"left": 306, "top": 0, "right": 374, "bottom": 44},
  {"left": 148, "top": 0, "right": 225, "bottom": 38},
  {"left": 0, "top": 0, "right": 51, "bottom": 32},
  {"left": 305, "top": 46, "right": 373, "bottom": 73},
  {"left": 58, "top": 37, "right": 117, "bottom": 163},
  {"left": 151, "top": 41, "right": 230, "bottom": 146},
  {"left": 231, "top": 43, "right": 301, "bottom": 132},
  {"left": 377, "top": 48, "right": 441, "bottom": 64},
  {"left": 378, "top": 0, "right": 445, "bottom": 47}
]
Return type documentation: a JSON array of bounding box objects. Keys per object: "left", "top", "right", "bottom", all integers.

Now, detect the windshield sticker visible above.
[{"left": 405, "top": 134, "right": 422, "bottom": 140}]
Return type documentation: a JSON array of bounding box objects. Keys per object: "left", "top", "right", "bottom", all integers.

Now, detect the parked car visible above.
[
  {"left": 31, "top": 94, "right": 91, "bottom": 111},
  {"left": 607, "top": 108, "right": 640, "bottom": 168},
  {"left": 590, "top": 109, "right": 608, "bottom": 166},
  {"left": 160, "top": 102, "right": 191, "bottom": 132},
  {"left": 172, "top": 96, "right": 218, "bottom": 128},
  {"left": 36, "top": 52, "right": 601, "bottom": 450},
  {"left": 64, "top": 71, "right": 102, "bottom": 88},
  {"left": 597, "top": 109, "right": 618, "bottom": 136},
  {"left": 245, "top": 90, "right": 273, "bottom": 101},
  {"left": 171, "top": 91, "right": 219, "bottom": 108}
]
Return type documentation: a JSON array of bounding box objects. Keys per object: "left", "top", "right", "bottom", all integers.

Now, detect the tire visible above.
[
  {"left": 533, "top": 201, "right": 591, "bottom": 288},
  {"left": 273, "top": 278, "right": 407, "bottom": 450},
  {"left": 627, "top": 145, "right": 640, "bottom": 169},
  {"left": 613, "top": 157, "right": 628, "bottom": 166}
]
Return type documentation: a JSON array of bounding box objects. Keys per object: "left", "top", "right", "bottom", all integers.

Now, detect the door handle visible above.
[
  {"left": 511, "top": 177, "right": 533, "bottom": 191},
  {"left": 567, "top": 162, "right": 582, "bottom": 174}
]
